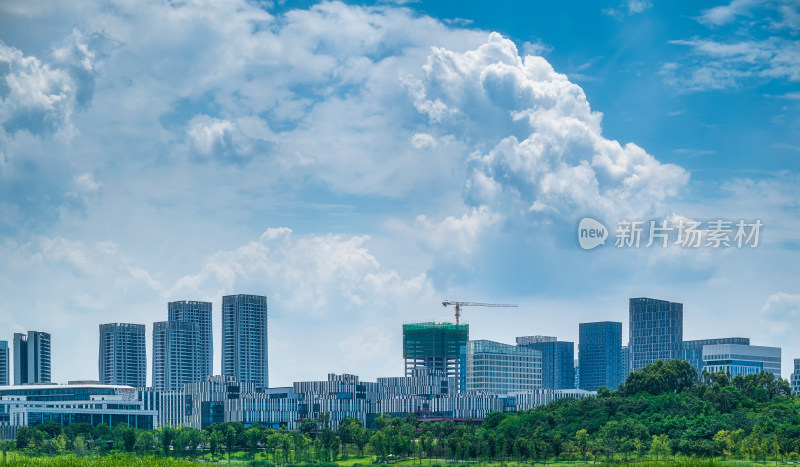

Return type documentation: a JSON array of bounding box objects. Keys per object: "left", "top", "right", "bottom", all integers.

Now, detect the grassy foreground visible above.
[{"left": 0, "top": 454, "right": 784, "bottom": 467}]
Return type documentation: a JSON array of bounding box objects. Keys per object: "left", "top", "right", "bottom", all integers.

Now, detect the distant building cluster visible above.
[{"left": 0, "top": 294, "right": 798, "bottom": 439}]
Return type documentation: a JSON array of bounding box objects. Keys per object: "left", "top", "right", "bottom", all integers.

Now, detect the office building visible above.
[
  {"left": 403, "top": 322, "right": 468, "bottom": 380},
  {"left": 13, "top": 331, "right": 51, "bottom": 385},
  {"left": 574, "top": 360, "right": 579, "bottom": 389},
  {"left": 461, "top": 340, "right": 542, "bottom": 395},
  {"left": 702, "top": 343, "right": 781, "bottom": 378},
  {"left": 516, "top": 336, "right": 575, "bottom": 390},
  {"left": 222, "top": 294, "right": 269, "bottom": 388},
  {"left": 0, "top": 382, "right": 156, "bottom": 440},
  {"left": 155, "top": 370, "right": 595, "bottom": 430},
  {"left": 578, "top": 321, "right": 621, "bottom": 391},
  {"left": 99, "top": 323, "right": 146, "bottom": 387},
  {"left": 168, "top": 301, "right": 213, "bottom": 379},
  {"left": 620, "top": 345, "right": 630, "bottom": 383},
  {"left": 629, "top": 297, "right": 683, "bottom": 371},
  {"left": 0, "top": 341, "right": 8, "bottom": 386},
  {"left": 152, "top": 320, "right": 198, "bottom": 391},
  {"left": 791, "top": 359, "right": 800, "bottom": 395},
  {"left": 683, "top": 337, "right": 750, "bottom": 374}
]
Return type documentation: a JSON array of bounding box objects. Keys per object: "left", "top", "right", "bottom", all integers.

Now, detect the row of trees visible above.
[{"left": 8, "top": 360, "right": 800, "bottom": 463}]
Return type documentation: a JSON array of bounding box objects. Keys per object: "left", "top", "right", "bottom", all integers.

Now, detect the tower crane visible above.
[{"left": 441, "top": 300, "right": 518, "bottom": 325}]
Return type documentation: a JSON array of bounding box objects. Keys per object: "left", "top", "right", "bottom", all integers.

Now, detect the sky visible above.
[{"left": 0, "top": 0, "right": 798, "bottom": 387}]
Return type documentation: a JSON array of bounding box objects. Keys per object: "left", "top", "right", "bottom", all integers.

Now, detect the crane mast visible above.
[{"left": 441, "top": 300, "right": 518, "bottom": 324}]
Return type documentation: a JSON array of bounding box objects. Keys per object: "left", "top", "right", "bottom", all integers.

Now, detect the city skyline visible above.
[
  {"left": 1, "top": 293, "right": 789, "bottom": 388},
  {"left": 0, "top": 0, "right": 797, "bottom": 386}
]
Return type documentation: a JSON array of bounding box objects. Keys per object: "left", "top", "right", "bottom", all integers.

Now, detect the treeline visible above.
[{"left": 7, "top": 360, "right": 800, "bottom": 463}]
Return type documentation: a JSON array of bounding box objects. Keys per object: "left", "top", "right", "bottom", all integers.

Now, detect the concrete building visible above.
[
  {"left": 791, "top": 359, "right": 800, "bottom": 395},
  {"left": 0, "top": 341, "right": 8, "bottom": 386},
  {"left": 168, "top": 301, "right": 213, "bottom": 380},
  {"left": 702, "top": 343, "right": 781, "bottom": 378},
  {"left": 629, "top": 297, "right": 683, "bottom": 371},
  {"left": 402, "top": 322, "right": 468, "bottom": 380},
  {"left": 152, "top": 320, "right": 198, "bottom": 391},
  {"left": 99, "top": 323, "right": 146, "bottom": 387},
  {"left": 683, "top": 337, "right": 750, "bottom": 374},
  {"left": 13, "top": 331, "right": 51, "bottom": 385},
  {"left": 222, "top": 294, "right": 269, "bottom": 388},
  {"left": 0, "top": 382, "right": 157, "bottom": 440},
  {"left": 516, "top": 336, "right": 575, "bottom": 390},
  {"left": 154, "top": 370, "right": 596, "bottom": 430},
  {"left": 579, "top": 321, "right": 622, "bottom": 391},
  {"left": 461, "top": 340, "right": 542, "bottom": 395}
]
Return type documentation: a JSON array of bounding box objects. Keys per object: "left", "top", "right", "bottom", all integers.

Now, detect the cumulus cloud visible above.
[
  {"left": 409, "top": 206, "right": 501, "bottom": 259},
  {"left": 697, "top": 0, "right": 762, "bottom": 26},
  {"left": 408, "top": 33, "right": 688, "bottom": 220},
  {"left": 170, "top": 227, "right": 434, "bottom": 317}
]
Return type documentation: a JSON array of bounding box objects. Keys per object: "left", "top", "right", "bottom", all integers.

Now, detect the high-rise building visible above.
[
  {"left": 461, "top": 340, "right": 542, "bottom": 394},
  {"left": 629, "top": 297, "right": 683, "bottom": 371},
  {"left": 578, "top": 321, "right": 621, "bottom": 391},
  {"left": 168, "top": 301, "right": 213, "bottom": 379},
  {"left": 99, "top": 323, "right": 146, "bottom": 387},
  {"left": 13, "top": 331, "right": 51, "bottom": 385},
  {"left": 702, "top": 343, "right": 781, "bottom": 379},
  {"left": 152, "top": 321, "right": 199, "bottom": 391},
  {"left": 402, "top": 322, "right": 468, "bottom": 380},
  {"left": 683, "top": 337, "right": 750, "bottom": 374},
  {"left": 0, "top": 341, "right": 8, "bottom": 386},
  {"left": 222, "top": 294, "right": 269, "bottom": 388},
  {"left": 791, "top": 359, "right": 800, "bottom": 395},
  {"left": 516, "top": 336, "right": 575, "bottom": 390},
  {"left": 574, "top": 359, "right": 579, "bottom": 389},
  {"left": 620, "top": 345, "right": 630, "bottom": 383}
]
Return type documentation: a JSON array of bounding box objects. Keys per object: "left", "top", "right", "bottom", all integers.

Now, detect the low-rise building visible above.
[
  {"left": 702, "top": 343, "right": 781, "bottom": 378},
  {"left": 0, "top": 382, "right": 157, "bottom": 440}
]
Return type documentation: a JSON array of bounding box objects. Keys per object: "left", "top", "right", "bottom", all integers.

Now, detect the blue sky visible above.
[{"left": 0, "top": 0, "right": 798, "bottom": 386}]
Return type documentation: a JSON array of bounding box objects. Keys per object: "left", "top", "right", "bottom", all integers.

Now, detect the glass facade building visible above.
[
  {"left": 0, "top": 383, "right": 157, "bottom": 440},
  {"left": 461, "top": 340, "right": 542, "bottom": 395},
  {"left": 578, "top": 321, "right": 622, "bottom": 391},
  {"left": 13, "top": 331, "right": 51, "bottom": 385},
  {"left": 682, "top": 337, "right": 749, "bottom": 374},
  {"left": 99, "top": 323, "right": 146, "bottom": 387},
  {"left": 168, "top": 301, "right": 213, "bottom": 380},
  {"left": 516, "top": 336, "right": 575, "bottom": 390},
  {"left": 0, "top": 341, "right": 7, "bottom": 386},
  {"left": 620, "top": 345, "right": 630, "bottom": 383},
  {"left": 629, "top": 297, "right": 683, "bottom": 371},
  {"left": 222, "top": 294, "right": 269, "bottom": 388},
  {"left": 702, "top": 343, "right": 781, "bottom": 378},
  {"left": 791, "top": 359, "right": 800, "bottom": 395}
]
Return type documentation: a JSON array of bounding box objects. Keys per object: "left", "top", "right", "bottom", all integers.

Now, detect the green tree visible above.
[
  {"left": 225, "top": 425, "right": 237, "bottom": 463},
  {"left": 575, "top": 428, "right": 590, "bottom": 462},
  {"left": 134, "top": 430, "right": 157, "bottom": 454},
  {"left": 0, "top": 440, "right": 14, "bottom": 462},
  {"left": 159, "top": 426, "right": 177, "bottom": 458},
  {"left": 72, "top": 436, "right": 88, "bottom": 458},
  {"left": 112, "top": 423, "right": 136, "bottom": 452}
]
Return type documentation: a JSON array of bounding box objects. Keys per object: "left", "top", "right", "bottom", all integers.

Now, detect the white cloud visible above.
[
  {"left": 697, "top": 0, "right": 763, "bottom": 26},
  {"left": 664, "top": 38, "right": 800, "bottom": 90},
  {"left": 762, "top": 292, "right": 800, "bottom": 334},
  {"left": 407, "top": 33, "right": 688, "bottom": 220},
  {"left": 0, "top": 44, "right": 74, "bottom": 138},
  {"left": 409, "top": 206, "right": 501, "bottom": 260},
  {"left": 74, "top": 173, "right": 101, "bottom": 191},
  {"left": 170, "top": 227, "right": 434, "bottom": 317}
]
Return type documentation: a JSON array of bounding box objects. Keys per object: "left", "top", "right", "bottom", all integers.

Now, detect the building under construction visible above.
[{"left": 402, "top": 322, "right": 469, "bottom": 379}]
